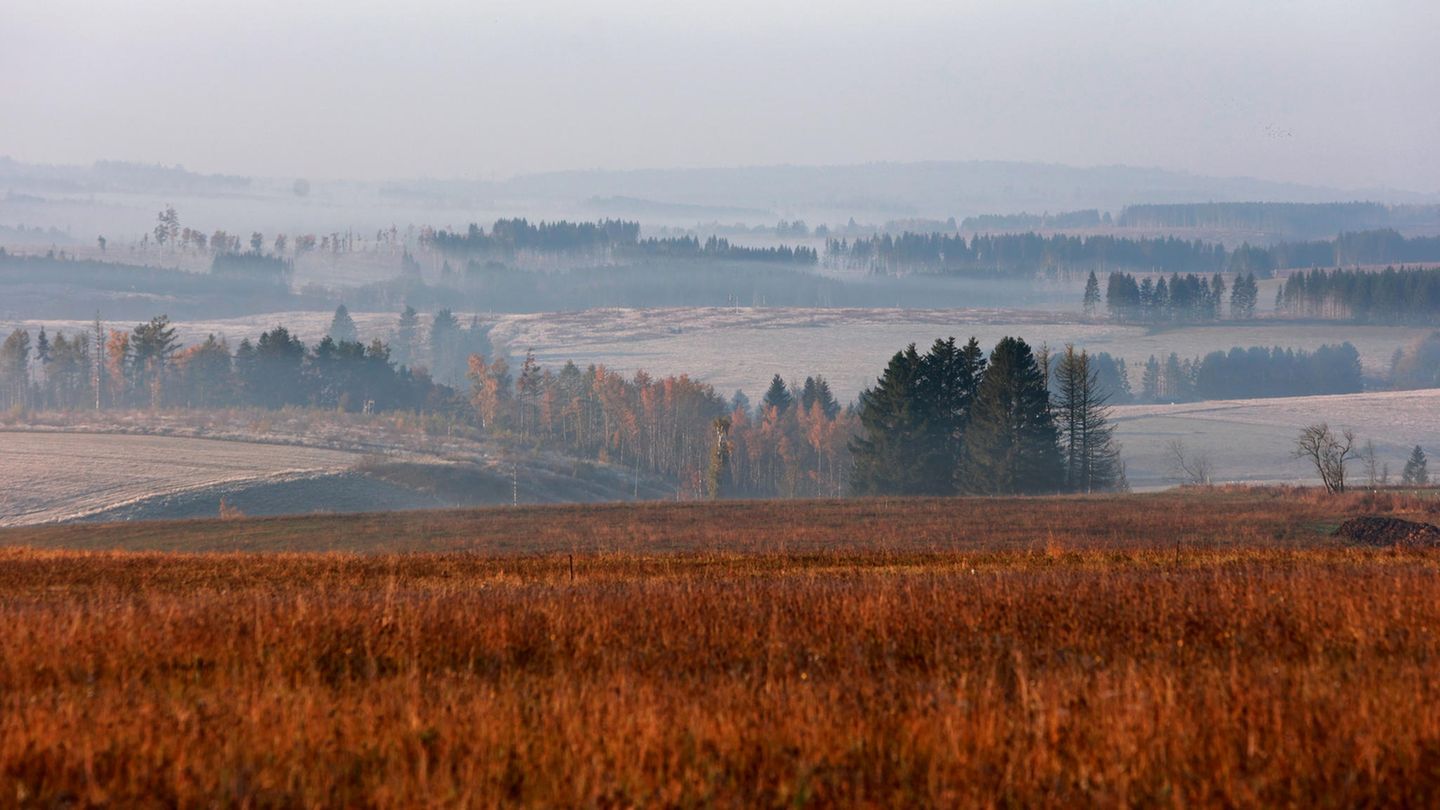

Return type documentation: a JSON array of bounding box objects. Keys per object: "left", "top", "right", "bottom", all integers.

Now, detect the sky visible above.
[{"left": 3, "top": 0, "right": 1438, "bottom": 191}]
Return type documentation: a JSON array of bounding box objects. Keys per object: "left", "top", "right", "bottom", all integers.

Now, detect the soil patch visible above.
[{"left": 1333, "top": 516, "right": 1440, "bottom": 547}]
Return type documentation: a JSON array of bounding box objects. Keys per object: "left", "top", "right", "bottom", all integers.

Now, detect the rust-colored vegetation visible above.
[{"left": 4, "top": 488, "right": 1440, "bottom": 805}]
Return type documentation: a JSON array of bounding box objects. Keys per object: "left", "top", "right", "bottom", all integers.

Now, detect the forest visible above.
[
  {"left": 848, "top": 338, "right": 1124, "bottom": 495},
  {"left": 1100, "top": 270, "right": 1259, "bottom": 322},
  {"left": 828, "top": 232, "right": 1226, "bottom": 277},
  {"left": 1132, "top": 343, "right": 1364, "bottom": 403},
  {"left": 421, "top": 219, "right": 816, "bottom": 264},
  {"left": 831, "top": 228, "right": 1440, "bottom": 278},
  {"left": 0, "top": 309, "right": 1130, "bottom": 499},
  {"left": 1277, "top": 266, "right": 1440, "bottom": 322}
]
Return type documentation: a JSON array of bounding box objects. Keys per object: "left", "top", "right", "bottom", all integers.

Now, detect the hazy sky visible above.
[{"left": 4, "top": 0, "right": 1438, "bottom": 191}]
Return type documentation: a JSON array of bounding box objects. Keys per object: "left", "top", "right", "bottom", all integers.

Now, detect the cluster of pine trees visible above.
[
  {"left": 1277, "top": 267, "right": 1440, "bottom": 323},
  {"left": 1134, "top": 343, "right": 1363, "bottom": 403},
  {"left": 1100, "top": 271, "right": 1258, "bottom": 322},
  {"left": 849, "top": 337, "right": 1124, "bottom": 495}
]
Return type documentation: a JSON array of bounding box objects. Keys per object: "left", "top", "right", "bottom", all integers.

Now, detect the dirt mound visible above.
[{"left": 1333, "top": 516, "right": 1440, "bottom": 548}]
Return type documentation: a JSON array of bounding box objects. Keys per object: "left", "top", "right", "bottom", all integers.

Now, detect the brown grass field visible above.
[{"left": 4, "top": 488, "right": 1440, "bottom": 805}]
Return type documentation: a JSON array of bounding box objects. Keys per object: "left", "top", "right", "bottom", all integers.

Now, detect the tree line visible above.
[
  {"left": 422, "top": 219, "right": 817, "bottom": 264},
  {"left": 1099, "top": 271, "right": 1259, "bottom": 322},
  {"left": 829, "top": 228, "right": 1440, "bottom": 280},
  {"left": 0, "top": 305, "right": 496, "bottom": 413},
  {"left": 1133, "top": 343, "right": 1363, "bottom": 403},
  {"left": 829, "top": 232, "right": 1226, "bottom": 277},
  {"left": 628, "top": 236, "right": 818, "bottom": 264},
  {"left": 467, "top": 357, "right": 855, "bottom": 499},
  {"left": 1277, "top": 266, "right": 1440, "bottom": 323}
]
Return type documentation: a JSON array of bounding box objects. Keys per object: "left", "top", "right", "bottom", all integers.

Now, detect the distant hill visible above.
[{"left": 487, "top": 161, "right": 1440, "bottom": 222}]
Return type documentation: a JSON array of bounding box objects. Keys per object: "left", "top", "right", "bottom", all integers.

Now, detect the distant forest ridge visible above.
[
  {"left": 833, "top": 229, "right": 1440, "bottom": 277},
  {"left": 1115, "top": 202, "right": 1440, "bottom": 241},
  {"left": 421, "top": 219, "right": 818, "bottom": 264}
]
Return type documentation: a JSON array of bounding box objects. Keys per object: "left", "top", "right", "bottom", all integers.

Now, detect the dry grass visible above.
[{"left": 4, "top": 491, "right": 1440, "bottom": 805}]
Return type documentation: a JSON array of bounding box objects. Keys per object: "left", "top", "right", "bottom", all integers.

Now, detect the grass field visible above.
[
  {"left": 0, "top": 432, "right": 360, "bottom": 526},
  {"left": 6, "top": 489, "right": 1440, "bottom": 804}
]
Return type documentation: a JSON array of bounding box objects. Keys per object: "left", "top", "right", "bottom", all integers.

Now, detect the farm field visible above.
[
  {"left": 0, "top": 432, "right": 360, "bottom": 526},
  {"left": 8, "top": 306, "right": 1427, "bottom": 401},
  {"left": 0, "top": 427, "right": 670, "bottom": 526},
  {"left": 1112, "top": 389, "right": 1440, "bottom": 488},
  {"left": 4, "top": 490, "right": 1440, "bottom": 804}
]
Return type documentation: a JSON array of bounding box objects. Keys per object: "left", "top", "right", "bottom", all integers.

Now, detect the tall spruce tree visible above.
[
  {"left": 327, "top": 304, "right": 359, "bottom": 343},
  {"left": 915, "top": 337, "right": 985, "bottom": 493},
  {"left": 1055, "top": 345, "right": 1125, "bottom": 492},
  {"left": 1082, "top": 271, "right": 1101, "bottom": 317},
  {"left": 762, "top": 374, "right": 794, "bottom": 416},
  {"left": 849, "top": 345, "right": 927, "bottom": 495},
  {"left": 959, "top": 337, "right": 1063, "bottom": 494},
  {"left": 800, "top": 375, "right": 841, "bottom": 419},
  {"left": 429, "top": 308, "right": 463, "bottom": 385},
  {"left": 394, "top": 305, "right": 420, "bottom": 368},
  {"left": 1402, "top": 445, "right": 1429, "bottom": 486}
]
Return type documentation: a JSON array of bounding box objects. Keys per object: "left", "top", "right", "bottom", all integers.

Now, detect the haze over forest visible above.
[{"left": 5, "top": 0, "right": 1438, "bottom": 193}]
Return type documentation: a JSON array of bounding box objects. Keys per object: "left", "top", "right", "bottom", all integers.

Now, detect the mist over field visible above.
[{"left": 5, "top": 2, "right": 1440, "bottom": 803}]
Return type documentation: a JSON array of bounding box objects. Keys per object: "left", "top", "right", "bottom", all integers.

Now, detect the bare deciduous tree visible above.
[
  {"left": 1165, "top": 438, "right": 1213, "bottom": 486},
  {"left": 1293, "top": 423, "right": 1357, "bottom": 493}
]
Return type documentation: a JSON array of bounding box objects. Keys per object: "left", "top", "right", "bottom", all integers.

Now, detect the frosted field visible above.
[
  {"left": 7, "top": 307, "right": 1430, "bottom": 401},
  {"left": 1113, "top": 389, "right": 1440, "bottom": 489},
  {"left": 0, "top": 432, "right": 361, "bottom": 526},
  {"left": 485, "top": 310, "right": 1430, "bottom": 400}
]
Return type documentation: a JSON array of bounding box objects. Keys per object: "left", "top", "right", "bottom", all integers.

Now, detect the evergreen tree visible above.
[
  {"left": 800, "top": 375, "right": 841, "bottom": 419},
  {"left": 1163, "top": 353, "right": 1189, "bottom": 401},
  {"left": 959, "top": 337, "right": 1063, "bottom": 494},
  {"left": 1402, "top": 445, "right": 1429, "bottom": 486},
  {"left": 181, "top": 335, "right": 233, "bottom": 408},
  {"left": 35, "top": 327, "right": 50, "bottom": 366},
  {"left": 730, "top": 389, "right": 751, "bottom": 418},
  {"left": 1209, "top": 273, "right": 1227, "bottom": 319},
  {"left": 762, "top": 374, "right": 794, "bottom": 416},
  {"left": 1141, "top": 356, "right": 1162, "bottom": 402},
  {"left": 849, "top": 346, "right": 927, "bottom": 495},
  {"left": 1082, "top": 271, "right": 1101, "bottom": 317},
  {"left": 394, "top": 305, "right": 421, "bottom": 368},
  {"left": 428, "top": 308, "right": 463, "bottom": 385},
  {"left": 130, "top": 315, "right": 179, "bottom": 407},
  {"left": 1055, "top": 345, "right": 1126, "bottom": 492},
  {"left": 916, "top": 337, "right": 985, "bottom": 493},
  {"left": 245, "top": 327, "right": 306, "bottom": 408},
  {"left": 1230, "top": 273, "right": 1258, "bottom": 319},
  {"left": 328, "top": 304, "right": 359, "bottom": 343}
]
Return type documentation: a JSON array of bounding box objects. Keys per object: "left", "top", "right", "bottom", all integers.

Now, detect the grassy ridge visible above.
[{"left": 3, "top": 490, "right": 1440, "bottom": 805}]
